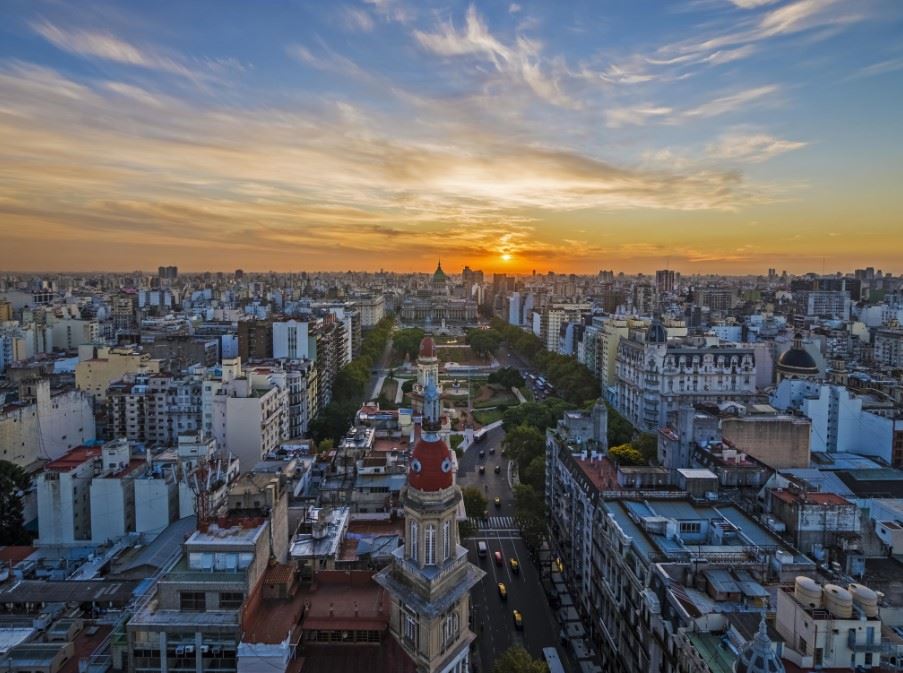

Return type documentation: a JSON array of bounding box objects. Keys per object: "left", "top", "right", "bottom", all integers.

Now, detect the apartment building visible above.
[
  {"left": 108, "top": 373, "right": 204, "bottom": 447},
  {"left": 75, "top": 345, "right": 161, "bottom": 402}
]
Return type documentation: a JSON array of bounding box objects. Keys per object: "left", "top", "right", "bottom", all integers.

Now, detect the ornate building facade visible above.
[
  {"left": 400, "top": 262, "right": 478, "bottom": 326},
  {"left": 375, "top": 379, "right": 483, "bottom": 673}
]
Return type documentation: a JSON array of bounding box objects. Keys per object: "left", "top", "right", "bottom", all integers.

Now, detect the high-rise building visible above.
[{"left": 655, "top": 269, "right": 679, "bottom": 294}]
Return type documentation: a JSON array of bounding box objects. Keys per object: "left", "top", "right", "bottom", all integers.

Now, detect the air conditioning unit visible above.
[
  {"left": 175, "top": 647, "right": 185, "bottom": 656},
  {"left": 185, "top": 646, "right": 195, "bottom": 654},
  {"left": 200, "top": 645, "right": 210, "bottom": 654}
]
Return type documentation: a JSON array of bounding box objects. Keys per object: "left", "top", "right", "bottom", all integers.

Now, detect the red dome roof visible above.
[
  {"left": 408, "top": 436, "right": 453, "bottom": 491},
  {"left": 419, "top": 336, "right": 436, "bottom": 358}
]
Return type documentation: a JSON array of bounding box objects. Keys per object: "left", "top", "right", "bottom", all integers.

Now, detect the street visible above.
[{"left": 457, "top": 426, "right": 563, "bottom": 672}]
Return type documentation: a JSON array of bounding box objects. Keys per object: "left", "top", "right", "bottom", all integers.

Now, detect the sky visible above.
[{"left": 0, "top": 0, "right": 902, "bottom": 275}]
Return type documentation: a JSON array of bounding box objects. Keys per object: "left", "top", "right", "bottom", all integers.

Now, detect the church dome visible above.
[
  {"left": 777, "top": 333, "right": 818, "bottom": 376},
  {"left": 408, "top": 436, "right": 454, "bottom": 492},
  {"left": 419, "top": 336, "right": 436, "bottom": 358}
]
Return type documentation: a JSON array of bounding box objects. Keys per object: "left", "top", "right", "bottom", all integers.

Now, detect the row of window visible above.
[{"left": 408, "top": 519, "right": 453, "bottom": 565}]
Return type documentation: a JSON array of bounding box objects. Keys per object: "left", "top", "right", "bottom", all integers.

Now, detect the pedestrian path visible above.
[{"left": 469, "top": 516, "right": 517, "bottom": 530}]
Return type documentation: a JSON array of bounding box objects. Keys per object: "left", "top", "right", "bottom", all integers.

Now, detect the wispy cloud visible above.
[
  {"left": 706, "top": 130, "right": 807, "bottom": 162},
  {"left": 343, "top": 7, "right": 374, "bottom": 32},
  {"left": 413, "top": 5, "right": 576, "bottom": 108},
  {"left": 849, "top": 57, "right": 903, "bottom": 80},
  {"left": 31, "top": 20, "right": 210, "bottom": 82},
  {"left": 683, "top": 84, "right": 778, "bottom": 119}
]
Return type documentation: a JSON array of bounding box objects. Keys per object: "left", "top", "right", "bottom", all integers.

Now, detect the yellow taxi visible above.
[
  {"left": 494, "top": 496, "right": 501, "bottom": 508},
  {"left": 509, "top": 558, "right": 519, "bottom": 574},
  {"left": 512, "top": 609, "right": 523, "bottom": 630},
  {"left": 497, "top": 582, "right": 507, "bottom": 600}
]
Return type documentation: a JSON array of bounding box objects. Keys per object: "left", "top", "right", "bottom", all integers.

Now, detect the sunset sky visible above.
[{"left": 1, "top": 0, "right": 902, "bottom": 275}]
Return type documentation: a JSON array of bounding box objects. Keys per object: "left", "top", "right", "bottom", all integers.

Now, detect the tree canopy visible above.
[
  {"left": 461, "top": 486, "right": 488, "bottom": 518},
  {"left": 392, "top": 327, "right": 426, "bottom": 361},
  {"left": 0, "top": 461, "right": 31, "bottom": 545},
  {"left": 493, "top": 646, "right": 549, "bottom": 673},
  {"left": 513, "top": 483, "right": 546, "bottom": 553},
  {"left": 466, "top": 328, "right": 503, "bottom": 357},
  {"left": 487, "top": 366, "right": 525, "bottom": 389},
  {"left": 608, "top": 443, "right": 645, "bottom": 466},
  {"left": 502, "top": 424, "right": 545, "bottom": 474}
]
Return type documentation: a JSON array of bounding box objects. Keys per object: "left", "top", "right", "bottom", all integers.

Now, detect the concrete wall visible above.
[
  {"left": 722, "top": 416, "right": 810, "bottom": 469},
  {"left": 0, "top": 389, "right": 95, "bottom": 468},
  {"left": 90, "top": 476, "right": 132, "bottom": 543},
  {"left": 135, "top": 477, "right": 177, "bottom": 536}
]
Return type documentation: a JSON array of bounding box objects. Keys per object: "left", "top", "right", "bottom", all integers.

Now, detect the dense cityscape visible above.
[
  {"left": 1, "top": 265, "right": 903, "bottom": 673},
  {"left": 2, "top": 1, "right": 903, "bottom": 673}
]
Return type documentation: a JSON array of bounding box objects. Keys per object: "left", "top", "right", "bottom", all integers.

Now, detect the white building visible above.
[
  {"left": 272, "top": 320, "right": 312, "bottom": 360},
  {"left": 36, "top": 445, "right": 102, "bottom": 545},
  {"left": 616, "top": 325, "right": 757, "bottom": 431},
  {"left": 0, "top": 378, "right": 95, "bottom": 468},
  {"left": 49, "top": 317, "right": 101, "bottom": 350},
  {"left": 354, "top": 293, "right": 386, "bottom": 327},
  {"left": 777, "top": 577, "right": 882, "bottom": 670},
  {"left": 89, "top": 439, "right": 143, "bottom": 543},
  {"left": 771, "top": 380, "right": 903, "bottom": 465},
  {"left": 211, "top": 372, "right": 288, "bottom": 472}
]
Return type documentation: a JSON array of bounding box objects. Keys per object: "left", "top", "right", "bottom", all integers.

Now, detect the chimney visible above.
[{"left": 329, "top": 602, "right": 334, "bottom": 617}]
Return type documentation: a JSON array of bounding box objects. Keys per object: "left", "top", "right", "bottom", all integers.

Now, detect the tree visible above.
[
  {"left": 316, "top": 438, "right": 334, "bottom": 453},
  {"left": 502, "top": 424, "right": 545, "bottom": 472},
  {"left": 607, "top": 403, "right": 635, "bottom": 447},
  {"left": 393, "top": 328, "right": 426, "bottom": 361},
  {"left": 0, "top": 460, "right": 31, "bottom": 545},
  {"left": 633, "top": 432, "right": 659, "bottom": 463},
  {"left": 513, "top": 483, "right": 546, "bottom": 552},
  {"left": 608, "top": 443, "right": 645, "bottom": 466},
  {"left": 466, "top": 328, "right": 503, "bottom": 357},
  {"left": 461, "top": 486, "right": 488, "bottom": 518},
  {"left": 488, "top": 367, "right": 524, "bottom": 389},
  {"left": 493, "top": 646, "right": 549, "bottom": 673},
  {"left": 521, "top": 454, "right": 546, "bottom": 493}
]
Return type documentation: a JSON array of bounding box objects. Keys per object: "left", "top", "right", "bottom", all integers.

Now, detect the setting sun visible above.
[{"left": 501, "top": 253, "right": 512, "bottom": 262}]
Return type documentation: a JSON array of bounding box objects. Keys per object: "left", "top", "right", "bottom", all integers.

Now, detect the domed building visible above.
[
  {"left": 375, "top": 376, "right": 484, "bottom": 673},
  {"left": 776, "top": 333, "right": 819, "bottom": 382},
  {"left": 733, "top": 616, "right": 785, "bottom": 673},
  {"left": 400, "top": 261, "right": 478, "bottom": 327}
]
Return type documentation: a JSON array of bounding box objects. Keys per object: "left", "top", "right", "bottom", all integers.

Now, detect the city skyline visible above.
[{"left": 1, "top": 0, "right": 902, "bottom": 274}]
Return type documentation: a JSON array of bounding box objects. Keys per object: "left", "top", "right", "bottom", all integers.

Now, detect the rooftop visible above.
[
  {"left": 45, "top": 445, "right": 101, "bottom": 472},
  {"left": 299, "top": 571, "right": 389, "bottom": 633},
  {"left": 771, "top": 490, "right": 852, "bottom": 507}
]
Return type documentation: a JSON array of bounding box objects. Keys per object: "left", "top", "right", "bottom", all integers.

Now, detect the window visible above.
[
  {"left": 425, "top": 524, "right": 436, "bottom": 565},
  {"left": 219, "top": 592, "right": 244, "bottom": 609},
  {"left": 409, "top": 520, "right": 418, "bottom": 562},
  {"left": 403, "top": 611, "right": 418, "bottom": 646},
  {"left": 679, "top": 521, "right": 701, "bottom": 535},
  {"left": 180, "top": 591, "right": 206, "bottom": 611},
  {"left": 443, "top": 520, "right": 452, "bottom": 561}
]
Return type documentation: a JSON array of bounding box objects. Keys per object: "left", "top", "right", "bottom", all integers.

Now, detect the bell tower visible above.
[{"left": 375, "top": 381, "right": 484, "bottom": 673}]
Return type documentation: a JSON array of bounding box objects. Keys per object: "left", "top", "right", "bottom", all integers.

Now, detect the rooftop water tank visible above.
[
  {"left": 848, "top": 583, "right": 879, "bottom": 618},
  {"left": 823, "top": 584, "right": 853, "bottom": 618},
  {"left": 794, "top": 576, "right": 822, "bottom": 609}
]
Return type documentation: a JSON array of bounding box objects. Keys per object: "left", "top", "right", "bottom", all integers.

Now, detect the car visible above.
[
  {"left": 494, "top": 464, "right": 501, "bottom": 474},
  {"left": 497, "top": 582, "right": 507, "bottom": 600},
  {"left": 477, "top": 541, "right": 487, "bottom": 557},
  {"left": 478, "top": 450, "right": 485, "bottom": 459},
  {"left": 482, "top": 510, "right": 489, "bottom": 521},
  {"left": 494, "top": 551, "right": 503, "bottom": 566},
  {"left": 512, "top": 610, "right": 523, "bottom": 630},
  {"left": 489, "top": 447, "right": 495, "bottom": 454},
  {"left": 478, "top": 465, "right": 485, "bottom": 475},
  {"left": 494, "top": 496, "right": 501, "bottom": 508},
  {"left": 509, "top": 558, "right": 520, "bottom": 574},
  {"left": 500, "top": 449, "right": 507, "bottom": 457}
]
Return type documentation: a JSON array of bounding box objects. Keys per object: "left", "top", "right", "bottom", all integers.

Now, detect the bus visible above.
[
  {"left": 473, "top": 427, "right": 488, "bottom": 442},
  {"left": 542, "top": 647, "right": 566, "bottom": 673}
]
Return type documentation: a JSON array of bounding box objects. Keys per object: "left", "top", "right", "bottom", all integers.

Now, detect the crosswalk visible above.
[{"left": 468, "top": 516, "right": 517, "bottom": 530}]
